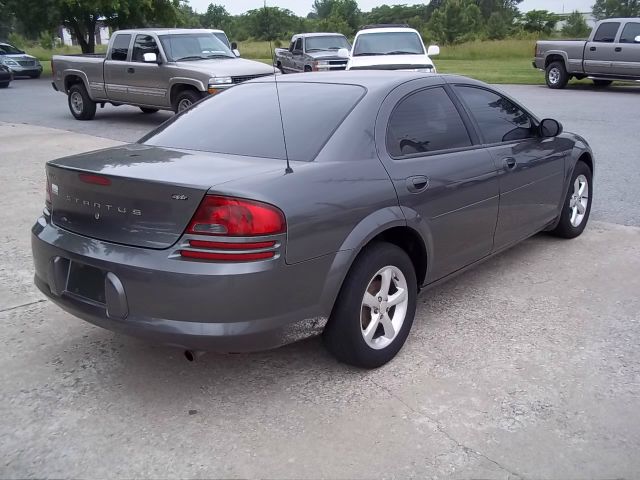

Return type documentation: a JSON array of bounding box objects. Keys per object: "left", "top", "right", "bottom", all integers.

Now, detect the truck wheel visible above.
[
  {"left": 276, "top": 61, "right": 284, "bottom": 73},
  {"left": 545, "top": 61, "right": 569, "bottom": 89},
  {"left": 68, "top": 84, "right": 96, "bottom": 120},
  {"left": 173, "top": 90, "right": 202, "bottom": 113},
  {"left": 0, "top": 82, "right": 9, "bottom": 88},
  {"left": 140, "top": 107, "right": 159, "bottom": 114},
  {"left": 593, "top": 80, "right": 612, "bottom": 88},
  {"left": 304, "top": 65, "right": 312, "bottom": 72},
  {"left": 323, "top": 242, "right": 417, "bottom": 369}
]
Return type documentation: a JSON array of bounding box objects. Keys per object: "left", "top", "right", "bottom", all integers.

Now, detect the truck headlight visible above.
[
  {"left": 414, "top": 66, "right": 435, "bottom": 73},
  {"left": 209, "top": 76, "right": 232, "bottom": 85},
  {"left": 312, "top": 60, "right": 331, "bottom": 71}
]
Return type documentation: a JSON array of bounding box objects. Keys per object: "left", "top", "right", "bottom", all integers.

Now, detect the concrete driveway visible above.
[{"left": 1, "top": 82, "right": 640, "bottom": 478}]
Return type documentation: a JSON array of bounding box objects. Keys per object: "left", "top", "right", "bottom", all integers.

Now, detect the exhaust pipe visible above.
[{"left": 184, "top": 350, "right": 206, "bottom": 362}]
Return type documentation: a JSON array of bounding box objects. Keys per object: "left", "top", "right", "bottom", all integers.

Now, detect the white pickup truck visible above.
[{"left": 345, "top": 25, "right": 440, "bottom": 72}]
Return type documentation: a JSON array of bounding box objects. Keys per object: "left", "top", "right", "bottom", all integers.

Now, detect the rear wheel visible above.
[
  {"left": 0, "top": 82, "right": 9, "bottom": 88},
  {"left": 67, "top": 84, "right": 96, "bottom": 120},
  {"left": 173, "top": 90, "right": 202, "bottom": 114},
  {"left": 140, "top": 107, "right": 159, "bottom": 114},
  {"left": 551, "top": 161, "right": 592, "bottom": 239},
  {"left": 323, "top": 242, "right": 417, "bottom": 368},
  {"left": 304, "top": 65, "right": 312, "bottom": 72},
  {"left": 546, "top": 61, "right": 569, "bottom": 89},
  {"left": 593, "top": 79, "right": 612, "bottom": 88}
]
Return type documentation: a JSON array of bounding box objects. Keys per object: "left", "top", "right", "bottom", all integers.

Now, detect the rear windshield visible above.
[
  {"left": 142, "top": 82, "right": 365, "bottom": 162},
  {"left": 354, "top": 32, "right": 424, "bottom": 56}
]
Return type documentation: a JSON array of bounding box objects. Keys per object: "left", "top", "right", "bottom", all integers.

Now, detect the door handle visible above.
[
  {"left": 503, "top": 157, "right": 517, "bottom": 170},
  {"left": 590, "top": 46, "right": 596, "bottom": 51},
  {"left": 406, "top": 176, "right": 429, "bottom": 193},
  {"left": 127, "top": 67, "right": 135, "bottom": 74},
  {"left": 615, "top": 47, "right": 622, "bottom": 52}
]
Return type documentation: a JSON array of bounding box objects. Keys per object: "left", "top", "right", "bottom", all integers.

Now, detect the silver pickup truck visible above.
[
  {"left": 274, "top": 33, "right": 350, "bottom": 73},
  {"left": 534, "top": 18, "right": 640, "bottom": 89},
  {"left": 51, "top": 28, "right": 276, "bottom": 120}
]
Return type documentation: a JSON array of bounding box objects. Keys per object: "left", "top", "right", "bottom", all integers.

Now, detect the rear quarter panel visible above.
[
  {"left": 536, "top": 40, "right": 587, "bottom": 73},
  {"left": 53, "top": 55, "right": 106, "bottom": 100}
]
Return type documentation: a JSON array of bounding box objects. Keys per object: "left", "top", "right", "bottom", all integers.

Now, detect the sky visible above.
[{"left": 187, "top": 0, "right": 595, "bottom": 16}]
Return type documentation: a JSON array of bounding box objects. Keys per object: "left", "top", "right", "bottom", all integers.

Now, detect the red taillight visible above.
[
  {"left": 186, "top": 195, "right": 285, "bottom": 237},
  {"left": 79, "top": 173, "right": 111, "bottom": 186}
]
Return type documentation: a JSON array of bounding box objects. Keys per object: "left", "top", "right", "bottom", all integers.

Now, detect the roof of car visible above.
[
  {"left": 355, "top": 27, "right": 420, "bottom": 36},
  {"left": 115, "top": 28, "right": 219, "bottom": 35},
  {"left": 292, "top": 32, "right": 347, "bottom": 39}
]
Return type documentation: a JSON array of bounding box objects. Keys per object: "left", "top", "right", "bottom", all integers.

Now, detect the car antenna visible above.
[{"left": 264, "top": 0, "right": 293, "bottom": 174}]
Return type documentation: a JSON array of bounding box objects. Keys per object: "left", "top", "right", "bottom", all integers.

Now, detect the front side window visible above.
[
  {"left": 294, "top": 38, "right": 303, "bottom": 52},
  {"left": 132, "top": 35, "right": 159, "bottom": 62},
  {"left": 386, "top": 87, "right": 472, "bottom": 158},
  {"left": 305, "top": 35, "right": 351, "bottom": 52},
  {"left": 213, "top": 32, "right": 231, "bottom": 48},
  {"left": 142, "top": 82, "right": 365, "bottom": 162},
  {"left": 110, "top": 34, "right": 132, "bottom": 61},
  {"left": 620, "top": 22, "right": 640, "bottom": 43},
  {"left": 354, "top": 32, "right": 424, "bottom": 56},
  {"left": 593, "top": 22, "right": 621, "bottom": 43},
  {"left": 454, "top": 86, "right": 535, "bottom": 144},
  {"left": 159, "top": 33, "right": 234, "bottom": 61}
]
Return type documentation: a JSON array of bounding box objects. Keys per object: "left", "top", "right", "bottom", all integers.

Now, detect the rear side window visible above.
[
  {"left": 620, "top": 22, "right": 640, "bottom": 43},
  {"left": 111, "top": 34, "right": 131, "bottom": 61},
  {"left": 386, "top": 87, "right": 471, "bottom": 158},
  {"left": 142, "top": 82, "right": 365, "bottom": 162},
  {"left": 454, "top": 86, "right": 535, "bottom": 144},
  {"left": 593, "top": 22, "right": 620, "bottom": 43}
]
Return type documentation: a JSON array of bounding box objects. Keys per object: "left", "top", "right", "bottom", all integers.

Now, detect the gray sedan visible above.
[{"left": 31, "top": 72, "right": 594, "bottom": 368}]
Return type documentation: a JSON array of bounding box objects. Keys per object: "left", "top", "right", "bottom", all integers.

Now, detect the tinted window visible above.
[
  {"left": 454, "top": 86, "right": 535, "bottom": 144},
  {"left": 110, "top": 34, "right": 131, "bottom": 61},
  {"left": 142, "top": 82, "right": 365, "bottom": 162},
  {"left": 354, "top": 32, "right": 424, "bottom": 56},
  {"left": 620, "top": 22, "right": 640, "bottom": 43},
  {"left": 305, "top": 35, "right": 350, "bottom": 51},
  {"left": 132, "top": 35, "right": 159, "bottom": 62},
  {"left": 294, "top": 38, "right": 303, "bottom": 51},
  {"left": 386, "top": 87, "right": 471, "bottom": 157},
  {"left": 159, "top": 34, "right": 234, "bottom": 61},
  {"left": 593, "top": 22, "right": 620, "bottom": 43}
]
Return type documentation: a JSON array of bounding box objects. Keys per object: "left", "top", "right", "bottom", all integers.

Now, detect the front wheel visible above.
[
  {"left": 546, "top": 61, "right": 569, "bottom": 89},
  {"left": 67, "top": 84, "right": 96, "bottom": 120},
  {"left": 323, "top": 242, "right": 417, "bottom": 368},
  {"left": 551, "top": 161, "right": 593, "bottom": 239},
  {"left": 173, "top": 90, "right": 202, "bottom": 114},
  {"left": 0, "top": 82, "right": 9, "bottom": 89}
]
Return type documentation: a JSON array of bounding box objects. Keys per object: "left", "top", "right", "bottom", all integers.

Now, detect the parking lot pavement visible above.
[
  {"left": 1, "top": 78, "right": 639, "bottom": 226},
  {"left": 1, "top": 122, "right": 639, "bottom": 478}
]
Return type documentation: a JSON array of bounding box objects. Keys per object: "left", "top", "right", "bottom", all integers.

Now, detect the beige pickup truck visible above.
[{"left": 51, "top": 28, "right": 276, "bottom": 120}]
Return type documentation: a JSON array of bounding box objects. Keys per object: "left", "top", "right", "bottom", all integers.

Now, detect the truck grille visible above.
[
  {"left": 231, "top": 73, "right": 272, "bottom": 84},
  {"left": 18, "top": 60, "right": 36, "bottom": 67}
]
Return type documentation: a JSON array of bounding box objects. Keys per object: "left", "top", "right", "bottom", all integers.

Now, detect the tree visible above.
[
  {"left": 312, "top": 0, "right": 337, "bottom": 19},
  {"left": 201, "top": 4, "right": 230, "bottom": 29},
  {"left": 561, "top": 11, "right": 590, "bottom": 38},
  {"left": 486, "top": 11, "right": 510, "bottom": 39},
  {"left": 427, "top": 0, "right": 483, "bottom": 44},
  {"left": 593, "top": 0, "right": 640, "bottom": 20},
  {"left": 520, "top": 10, "right": 558, "bottom": 34}
]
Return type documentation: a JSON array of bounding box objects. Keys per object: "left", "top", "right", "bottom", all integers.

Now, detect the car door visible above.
[
  {"left": 452, "top": 84, "right": 567, "bottom": 250},
  {"left": 103, "top": 33, "right": 133, "bottom": 102},
  {"left": 292, "top": 38, "right": 304, "bottom": 71},
  {"left": 376, "top": 80, "right": 500, "bottom": 283},
  {"left": 584, "top": 21, "right": 622, "bottom": 76},
  {"left": 615, "top": 21, "right": 640, "bottom": 78},
  {"left": 126, "top": 34, "right": 171, "bottom": 108}
]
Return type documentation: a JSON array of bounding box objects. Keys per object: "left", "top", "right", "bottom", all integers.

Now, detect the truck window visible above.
[
  {"left": 620, "top": 22, "right": 640, "bottom": 43},
  {"left": 111, "top": 34, "right": 132, "bottom": 61},
  {"left": 132, "top": 35, "right": 159, "bottom": 62},
  {"left": 294, "top": 38, "right": 303, "bottom": 52},
  {"left": 212, "top": 32, "right": 230, "bottom": 48},
  {"left": 592, "top": 22, "right": 621, "bottom": 43}
]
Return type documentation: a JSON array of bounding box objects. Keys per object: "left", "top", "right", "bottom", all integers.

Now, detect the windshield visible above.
[
  {"left": 212, "top": 32, "right": 231, "bottom": 48},
  {"left": 0, "top": 43, "right": 23, "bottom": 55},
  {"left": 141, "top": 82, "right": 365, "bottom": 162},
  {"left": 353, "top": 32, "right": 424, "bottom": 56},
  {"left": 305, "top": 35, "right": 351, "bottom": 52},
  {"left": 159, "top": 33, "right": 234, "bottom": 61}
]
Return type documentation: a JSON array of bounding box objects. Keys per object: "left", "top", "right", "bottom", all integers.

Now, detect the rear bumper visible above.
[
  {"left": 32, "top": 215, "right": 340, "bottom": 352},
  {"left": 533, "top": 58, "right": 544, "bottom": 70}
]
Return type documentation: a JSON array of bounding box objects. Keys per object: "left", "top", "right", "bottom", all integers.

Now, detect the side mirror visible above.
[
  {"left": 232, "top": 49, "right": 240, "bottom": 57},
  {"left": 337, "top": 48, "right": 350, "bottom": 59},
  {"left": 143, "top": 52, "right": 158, "bottom": 63},
  {"left": 427, "top": 45, "right": 440, "bottom": 56},
  {"left": 231, "top": 42, "right": 238, "bottom": 50},
  {"left": 540, "top": 118, "right": 563, "bottom": 137}
]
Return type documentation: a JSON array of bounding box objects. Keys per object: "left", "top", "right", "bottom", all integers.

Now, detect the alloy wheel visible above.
[{"left": 569, "top": 174, "right": 589, "bottom": 227}]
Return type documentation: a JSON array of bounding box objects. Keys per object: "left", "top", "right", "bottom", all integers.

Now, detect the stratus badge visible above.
[{"left": 171, "top": 194, "right": 188, "bottom": 200}]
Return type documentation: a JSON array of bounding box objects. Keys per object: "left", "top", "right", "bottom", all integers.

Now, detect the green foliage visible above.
[
  {"left": 561, "top": 11, "right": 591, "bottom": 38},
  {"left": 520, "top": 10, "right": 558, "bottom": 34},
  {"left": 593, "top": 0, "right": 640, "bottom": 20},
  {"left": 428, "top": 0, "right": 483, "bottom": 45},
  {"left": 201, "top": 4, "right": 230, "bottom": 29},
  {"left": 486, "top": 11, "right": 510, "bottom": 40}
]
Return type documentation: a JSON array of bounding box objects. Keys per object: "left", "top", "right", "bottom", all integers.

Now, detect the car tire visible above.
[
  {"left": 551, "top": 161, "right": 593, "bottom": 239},
  {"left": 323, "top": 242, "right": 418, "bottom": 369},
  {"left": 140, "top": 107, "right": 159, "bottom": 114},
  {"left": 593, "top": 79, "right": 612, "bottom": 88},
  {"left": 67, "top": 84, "right": 96, "bottom": 120},
  {"left": 546, "top": 61, "right": 569, "bottom": 89},
  {"left": 0, "top": 82, "right": 9, "bottom": 89},
  {"left": 29, "top": 73, "right": 41, "bottom": 79},
  {"left": 173, "top": 90, "right": 202, "bottom": 113}
]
